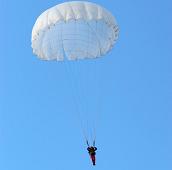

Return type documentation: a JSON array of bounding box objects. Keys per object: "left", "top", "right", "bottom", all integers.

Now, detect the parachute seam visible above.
[
  {"left": 86, "top": 22, "right": 102, "bottom": 56},
  {"left": 69, "top": 3, "right": 76, "bottom": 20}
]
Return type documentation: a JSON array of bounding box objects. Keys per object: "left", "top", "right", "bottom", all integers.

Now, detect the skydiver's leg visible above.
[{"left": 91, "top": 155, "right": 96, "bottom": 165}]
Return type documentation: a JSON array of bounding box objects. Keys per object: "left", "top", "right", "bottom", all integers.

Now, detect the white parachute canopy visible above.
[{"left": 31, "top": 1, "right": 119, "bottom": 61}]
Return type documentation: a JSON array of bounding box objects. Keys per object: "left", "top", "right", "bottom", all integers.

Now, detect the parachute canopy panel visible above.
[{"left": 31, "top": 1, "right": 119, "bottom": 61}]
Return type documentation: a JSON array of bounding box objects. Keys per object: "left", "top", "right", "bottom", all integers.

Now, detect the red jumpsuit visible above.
[{"left": 87, "top": 146, "right": 97, "bottom": 165}]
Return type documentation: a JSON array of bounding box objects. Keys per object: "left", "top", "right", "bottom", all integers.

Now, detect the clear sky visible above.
[{"left": 0, "top": 0, "right": 172, "bottom": 170}]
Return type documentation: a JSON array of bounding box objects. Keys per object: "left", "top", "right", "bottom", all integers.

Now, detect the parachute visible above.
[{"left": 31, "top": 1, "right": 119, "bottom": 145}]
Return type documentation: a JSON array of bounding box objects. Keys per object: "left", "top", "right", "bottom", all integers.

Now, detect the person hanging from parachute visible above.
[
  {"left": 87, "top": 140, "right": 97, "bottom": 166},
  {"left": 31, "top": 1, "right": 119, "bottom": 166}
]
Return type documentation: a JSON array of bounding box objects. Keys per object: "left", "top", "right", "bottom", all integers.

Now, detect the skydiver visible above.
[{"left": 87, "top": 146, "right": 97, "bottom": 166}]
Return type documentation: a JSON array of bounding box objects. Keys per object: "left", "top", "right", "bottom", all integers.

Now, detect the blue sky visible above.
[{"left": 0, "top": 0, "right": 172, "bottom": 170}]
